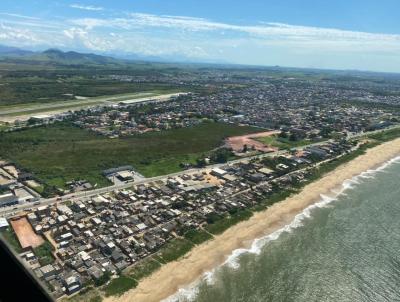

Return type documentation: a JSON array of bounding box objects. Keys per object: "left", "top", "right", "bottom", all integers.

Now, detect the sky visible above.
[{"left": 1, "top": 0, "right": 400, "bottom": 72}]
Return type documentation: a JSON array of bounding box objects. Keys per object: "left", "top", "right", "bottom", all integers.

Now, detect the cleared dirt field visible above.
[
  {"left": 225, "top": 130, "right": 280, "bottom": 153},
  {"left": 10, "top": 217, "right": 44, "bottom": 249},
  {"left": 204, "top": 171, "right": 224, "bottom": 186}
]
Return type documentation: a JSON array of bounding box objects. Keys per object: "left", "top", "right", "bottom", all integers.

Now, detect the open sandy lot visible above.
[
  {"left": 226, "top": 130, "right": 280, "bottom": 153},
  {"left": 10, "top": 217, "right": 44, "bottom": 249}
]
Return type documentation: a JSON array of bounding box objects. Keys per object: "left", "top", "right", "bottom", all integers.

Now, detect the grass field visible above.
[
  {"left": 154, "top": 238, "right": 194, "bottom": 263},
  {"left": 128, "top": 257, "right": 162, "bottom": 281},
  {"left": 184, "top": 229, "right": 213, "bottom": 245},
  {"left": 205, "top": 209, "right": 253, "bottom": 235},
  {"left": 0, "top": 121, "right": 259, "bottom": 194},
  {"left": 0, "top": 227, "right": 23, "bottom": 253},
  {"left": 256, "top": 134, "right": 317, "bottom": 150},
  {"left": 104, "top": 276, "right": 137, "bottom": 297}
]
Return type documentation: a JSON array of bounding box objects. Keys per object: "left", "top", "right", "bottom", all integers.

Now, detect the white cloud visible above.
[
  {"left": 2, "top": 10, "right": 400, "bottom": 71},
  {"left": 69, "top": 13, "right": 400, "bottom": 46},
  {"left": 0, "top": 23, "right": 42, "bottom": 44},
  {"left": 70, "top": 4, "right": 104, "bottom": 11},
  {"left": 0, "top": 13, "right": 41, "bottom": 20}
]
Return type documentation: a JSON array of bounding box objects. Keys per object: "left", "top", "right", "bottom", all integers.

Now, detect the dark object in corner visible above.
[{"left": 0, "top": 239, "right": 52, "bottom": 302}]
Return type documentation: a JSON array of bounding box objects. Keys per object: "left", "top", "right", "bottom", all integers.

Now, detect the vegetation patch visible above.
[
  {"left": 184, "top": 229, "right": 213, "bottom": 245},
  {"left": 366, "top": 127, "right": 400, "bottom": 142},
  {"left": 103, "top": 276, "right": 137, "bottom": 297},
  {"left": 0, "top": 122, "right": 259, "bottom": 196},
  {"left": 205, "top": 209, "right": 253, "bottom": 235},
  {"left": 0, "top": 227, "right": 23, "bottom": 253},
  {"left": 155, "top": 238, "right": 194, "bottom": 263},
  {"left": 65, "top": 287, "right": 102, "bottom": 302},
  {"left": 128, "top": 257, "right": 161, "bottom": 281},
  {"left": 256, "top": 134, "right": 319, "bottom": 150},
  {"left": 33, "top": 241, "right": 55, "bottom": 266}
]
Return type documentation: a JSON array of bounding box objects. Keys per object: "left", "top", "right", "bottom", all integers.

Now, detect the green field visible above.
[
  {"left": 256, "top": 134, "right": 318, "bottom": 150},
  {"left": 104, "top": 276, "right": 137, "bottom": 297},
  {"left": 128, "top": 257, "right": 162, "bottom": 281},
  {"left": 154, "top": 238, "right": 194, "bottom": 263},
  {"left": 0, "top": 71, "right": 185, "bottom": 107},
  {"left": 0, "top": 227, "right": 23, "bottom": 253},
  {"left": 184, "top": 229, "right": 213, "bottom": 245},
  {"left": 0, "top": 122, "right": 259, "bottom": 194}
]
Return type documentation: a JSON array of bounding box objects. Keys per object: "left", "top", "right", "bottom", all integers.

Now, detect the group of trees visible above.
[{"left": 196, "top": 147, "right": 233, "bottom": 167}]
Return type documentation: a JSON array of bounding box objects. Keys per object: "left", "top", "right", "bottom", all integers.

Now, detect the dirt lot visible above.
[
  {"left": 225, "top": 130, "right": 280, "bottom": 153},
  {"left": 10, "top": 217, "right": 44, "bottom": 249},
  {"left": 204, "top": 171, "right": 224, "bottom": 186}
]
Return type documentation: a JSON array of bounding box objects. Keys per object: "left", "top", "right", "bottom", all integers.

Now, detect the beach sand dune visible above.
[{"left": 105, "top": 138, "right": 400, "bottom": 302}]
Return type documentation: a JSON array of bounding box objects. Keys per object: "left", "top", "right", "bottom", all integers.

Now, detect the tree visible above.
[
  {"left": 94, "top": 271, "right": 111, "bottom": 286},
  {"left": 320, "top": 127, "right": 333, "bottom": 138},
  {"left": 196, "top": 158, "right": 206, "bottom": 167},
  {"left": 210, "top": 148, "right": 232, "bottom": 163},
  {"left": 289, "top": 133, "right": 298, "bottom": 141},
  {"left": 279, "top": 131, "right": 288, "bottom": 139}
]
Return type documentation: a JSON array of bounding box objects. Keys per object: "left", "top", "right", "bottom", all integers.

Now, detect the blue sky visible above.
[{"left": 1, "top": 0, "right": 400, "bottom": 72}]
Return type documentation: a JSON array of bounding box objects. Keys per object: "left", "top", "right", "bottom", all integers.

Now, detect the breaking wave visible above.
[{"left": 163, "top": 156, "right": 400, "bottom": 302}]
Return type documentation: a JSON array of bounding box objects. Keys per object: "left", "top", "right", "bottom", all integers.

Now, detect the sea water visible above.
[{"left": 166, "top": 156, "right": 400, "bottom": 302}]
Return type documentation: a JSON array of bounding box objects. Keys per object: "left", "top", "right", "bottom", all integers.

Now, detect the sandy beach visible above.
[{"left": 105, "top": 138, "right": 400, "bottom": 302}]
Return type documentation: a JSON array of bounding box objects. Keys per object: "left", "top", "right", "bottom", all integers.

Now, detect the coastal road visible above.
[
  {"left": 0, "top": 139, "right": 331, "bottom": 217},
  {"left": 0, "top": 148, "right": 290, "bottom": 217},
  {"left": 1, "top": 125, "right": 398, "bottom": 217},
  {"left": 347, "top": 124, "right": 400, "bottom": 140}
]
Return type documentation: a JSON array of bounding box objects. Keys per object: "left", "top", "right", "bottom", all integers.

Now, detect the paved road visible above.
[
  {"left": 1, "top": 125, "right": 398, "bottom": 217},
  {"left": 0, "top": 141, "right": 324, "bottom": 217},
  {"left": 347, "top": 124, "right": 400, "bottom": 140}
]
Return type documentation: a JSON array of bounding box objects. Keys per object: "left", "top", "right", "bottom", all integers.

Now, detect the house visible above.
[
  {"left": 116, "top": 171, "right": 134, "bottom": 181},
  {"left": 210, "top": 168, "right": 227, "bottom": 178},
  {"left": 248, "top": 173, "right": 265, "bottom": 182},
  {"left": 0, "top": 193, "right": 18, "bottom": 207},
  {"left": 0, "top": 217, "right": 9, "bottom": 229},
  {"left": 306, "top": 147, "right": 328, "bottom": 158},
  {"left": 88, "top": 265, "right": 105, "bottom": 282},
  {"left": 37, "top": 264, "right": 61, "bottom": 279},
  {"left": 30, "top": 114, "right": 52, "bottom": 124},
  {"left": 258, "top": 167, "right": 274, "bottom": 175},
  {"left": 63, "top": 274, "right": 81, "bottom": 295},
  {"left": 57, "top": 205, "right": 73, "bottom": 216}
]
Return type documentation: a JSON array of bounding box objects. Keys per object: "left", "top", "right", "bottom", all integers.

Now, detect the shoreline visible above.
[{"left": 105, "top": 138, "right": 400, "bottom": 302}]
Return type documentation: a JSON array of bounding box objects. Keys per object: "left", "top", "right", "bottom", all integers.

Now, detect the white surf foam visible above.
[{"left": 163, "top": 155, "right": 400, "bottom": 302}]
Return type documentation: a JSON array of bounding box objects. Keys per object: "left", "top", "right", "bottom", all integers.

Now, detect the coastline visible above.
[{"left": 104, "top": 138, "right": 400, "bottom": 302}]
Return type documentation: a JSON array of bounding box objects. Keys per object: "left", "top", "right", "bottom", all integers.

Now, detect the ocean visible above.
[{"left": 167, "top": 156, "right": 400, "bottom": 302}]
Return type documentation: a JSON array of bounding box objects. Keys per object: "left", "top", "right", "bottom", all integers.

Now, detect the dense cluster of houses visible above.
[
  {"left": 11, "top": 140, "right": 352, "bottom": 298},
  {"left": 5, "top": 76, "right": 398, "bottom": 141},
  {"left": 61, "top": 83, "right": 398, "bottom": 139},
  {"left": 73, "top": 106, "right": 202, "bottom": 138}
]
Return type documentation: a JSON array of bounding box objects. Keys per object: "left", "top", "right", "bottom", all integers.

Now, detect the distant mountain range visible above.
[
  {"left": 0, "top": 45, "right": 34, "bottom": 56},
  {"left": 0, "top": 45, "right": 126, "bottom": 65},
  {"left": 0, "top": 44, "right": 225, "bottom": 66}
]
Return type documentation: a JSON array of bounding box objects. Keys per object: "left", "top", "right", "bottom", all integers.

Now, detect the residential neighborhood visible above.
[{"left": 1, "top": 139, "right": 356, "bottom": 298}]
